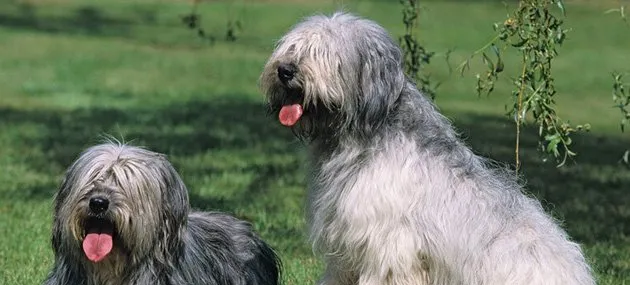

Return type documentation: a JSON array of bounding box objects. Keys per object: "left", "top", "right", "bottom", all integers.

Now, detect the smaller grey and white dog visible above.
[{"left": 43, "top": 142, "right": 281, "bottom": 285}]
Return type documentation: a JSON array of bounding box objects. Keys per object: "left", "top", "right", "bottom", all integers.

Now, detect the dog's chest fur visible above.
[
  {"left": 307, "top": 136, "right": 428, "bottom": 263},
  {"left": 85, "top": 256, "right": 165, "bottom": 285}
]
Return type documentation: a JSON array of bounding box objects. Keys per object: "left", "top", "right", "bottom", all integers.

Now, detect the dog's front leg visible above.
[
  {"left": 318, "top": 258, "right": 358, "bottom": 285},
  {"left": 353, "top": 227, "right": 431, "bottom": 285},
  {"left": 355, "top": 260, "right": 430, "bottom": 285}
]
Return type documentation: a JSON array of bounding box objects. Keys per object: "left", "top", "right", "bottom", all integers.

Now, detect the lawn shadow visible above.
[
  {"left": 1, "top": 101, "right": 628, "bottom": 244},
  {"left": 0, "top": 97, "right": 299, "bottom": 202},
  {"left": 0, "top": 3, "right": 133, "bottom": 37},
  {"left": 0, "top": 2, "right": 211, "bottom": 48},
  {"left": 453, "top": 113, "right": 630, "bottom": 244}
]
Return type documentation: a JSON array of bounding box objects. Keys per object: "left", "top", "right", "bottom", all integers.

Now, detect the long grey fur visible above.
[
  {"left": 43, "top": 142, "right": 281, "bottom": 285},
  {"left": 260, "top": 12, "right": 595, "bottom": 285}
]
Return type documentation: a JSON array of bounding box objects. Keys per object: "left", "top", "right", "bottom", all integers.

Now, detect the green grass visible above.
[{"left": 0, "top": 0, "right": 629, "bottom": 284}]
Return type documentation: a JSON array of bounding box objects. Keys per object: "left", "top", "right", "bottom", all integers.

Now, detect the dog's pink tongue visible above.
[
  {"left": 279, "top": 104, "right": 303, "bottom": 127},
  {"left": 82, "top": 233, "right": 113, "bottom": 263}
]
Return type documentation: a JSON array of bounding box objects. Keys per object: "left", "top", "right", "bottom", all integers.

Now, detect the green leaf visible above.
[
  {"left": 605, "top": 8, "right": 621, "bottom": 15},
  {"left": 546, "top": 138, "right": 560, "bottom": 156},
  {"left": 511, "top": 38, "right": 527, "bottom": 48},
  {"left": 459, "top": 60, "right": 470, "bottom": 77},
  {"left": 482, "top": 52, "right": 494, "bottom": 71},
  {"left": 491, "top": 44, "right": 504, "bottom": 73}
]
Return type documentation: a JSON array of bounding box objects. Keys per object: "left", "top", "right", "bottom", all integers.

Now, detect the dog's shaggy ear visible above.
[
  {"left": 157, "top": 157, "right": 189, "bottom": 231},
  {"left": 153, "top": 155, "right": 191, "bottom": 251},
  {"left": 51, "top": 158, "right": 85, "bottom": 255},
  {"left": 355, "top": 27, "right": 406, "bottom": 134},
  {"left": 51, "top": 174, "right": 72, "bottom": 254}
]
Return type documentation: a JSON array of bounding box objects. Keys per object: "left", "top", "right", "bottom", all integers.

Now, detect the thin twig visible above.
[{"left": 515, "top": 58, "right": 528, "bottom": 174}]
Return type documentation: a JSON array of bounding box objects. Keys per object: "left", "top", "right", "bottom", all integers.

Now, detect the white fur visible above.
[
  {"left": 260, "top": 12, "right": 595, "bottom": 285},
  {"left": 308, "top": 137, "right": 592, "bottom": 285}
]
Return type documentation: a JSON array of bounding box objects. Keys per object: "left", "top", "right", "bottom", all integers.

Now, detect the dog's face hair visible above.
[
  {"left": 260, "top": 12, "right": 406, "bottom": 140},
  {"left": 51, "top": 142, "right": 188, "bottom": 268}
]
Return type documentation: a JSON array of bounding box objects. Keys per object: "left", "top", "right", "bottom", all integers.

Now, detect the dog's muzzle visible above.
[
  {"left": 82, "top": 195, "right": 116, "bottom": 263},
  {"left": 275, "top": 63, "right": 304, "bottom": 127}
]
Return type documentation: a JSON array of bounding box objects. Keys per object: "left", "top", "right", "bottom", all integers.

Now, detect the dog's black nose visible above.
[
  {"left": 89, "top": 197, "right": 109, "bottom": 214},
  {"left": 277, "top": 63, "right": 296, "bottom": 83}
]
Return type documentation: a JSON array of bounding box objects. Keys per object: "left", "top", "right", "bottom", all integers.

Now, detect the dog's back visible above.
[{"left": 173, "top": 212, "right": 281, "bottom": 285}]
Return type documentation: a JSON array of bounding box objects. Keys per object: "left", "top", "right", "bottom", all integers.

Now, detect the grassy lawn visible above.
[{"left": 0, "top": 0, "right": 629, "bottom": 284}]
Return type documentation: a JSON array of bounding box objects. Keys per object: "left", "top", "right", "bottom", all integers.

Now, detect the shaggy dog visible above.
[
  {"left": 260, "top": 12, "right": 595, "bottom": 285},
  {"left": 43, "top": 142, "right": 281, "bottom": 285}
]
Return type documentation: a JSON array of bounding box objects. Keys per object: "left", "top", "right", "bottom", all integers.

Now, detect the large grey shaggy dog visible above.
[
  {"left": 43, "top": 142, "right": 281, "bottom": 285},
  {"left": 260, "top": 12, "right": 595, "bottom": 285}
]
